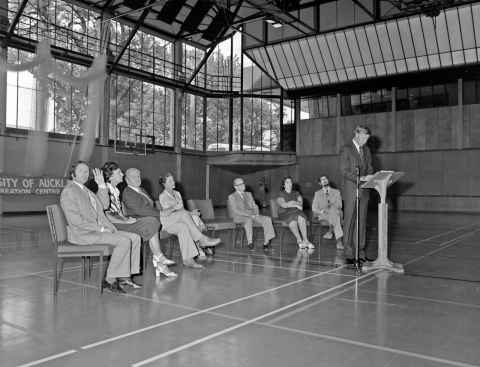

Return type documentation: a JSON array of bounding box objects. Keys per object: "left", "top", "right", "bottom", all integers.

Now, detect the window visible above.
[
  {"left": 396, "top": 82, "right": 457, "bottom": 110},
  {"left": 182, "top": 93, "right": 204, "bottom": 150},
  {"left": 6, "top": 48, "right": 89, "bottom": 135},
  {"left": 206, "top": 98, "right": 229, "bottom": 151},
  {"left": 110, "top": 75, "right": 173, "bottom": 147},
  {"left": 463, "top": 80, "right": 480, "bottom": 105},
  {"left": 300, "top": 95, "right": 337, "bottom": 119},
  {"left": 342, "top": 89, "right": 391, "bottom": 115},
  {"left": 243, "top": 97, "right": 281, "bottom": 151}
]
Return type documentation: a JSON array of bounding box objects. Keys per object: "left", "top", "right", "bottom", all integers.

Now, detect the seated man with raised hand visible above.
[
  {"left": 312, "top": 175, "right": 344, "bottom": 250},
  {"left": 228, "top": 177, "right": 275, "bottom": 250},
  {"left": 60, "top": 161, "right": 141, "bottom": 294}
]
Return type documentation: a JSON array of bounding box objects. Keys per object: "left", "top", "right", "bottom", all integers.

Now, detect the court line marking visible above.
[
  {"left": 80, "top": 265, "right": 345, "bottom": 349},
  {"left": 414, "top": 224, "right": 477, "bottom": 244},
  {"left": 131, "top": 270, "right": 381, "bottom": 367},
  {"left": 212, "top": 257, "right": 347, "bottom": 276},
  {"left": 361, "top": 290, "right": 480, "bottom": 310},
  {"left": 405, "top": 229, "right": 480, "bottom": 266},
  {"left": 15, "top": 350, "right": 78, "bottom": 367},
  {"left": 266, "top": 276, "right": 378, "bottom": 325},
  {"left": 254, "top": 322, "right": 479, "bottom": 367}
]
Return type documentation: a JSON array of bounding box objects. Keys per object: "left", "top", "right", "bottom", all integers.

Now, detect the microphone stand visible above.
[{"left": 353, "top": 166, "right": 362, "bottom": 273}]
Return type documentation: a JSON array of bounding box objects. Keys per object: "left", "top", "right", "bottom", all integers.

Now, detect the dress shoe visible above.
[
  {"left": 199, "top": 237, "right": 221, "bottom": 248},
  {"left": 102, "top": 280, "right": 126, "bottom": 294},
  {"left": 247, "top": 242, "right": 255, "bottom": 250},
  {"left": 119, "top": 278, "right": 142, "bottom": 289},
  {"left": 184, "top": 260, "right": 204, "bottom": 269},
  {"left": 305, "top": 241, "right": 315, "bottom": 249}
]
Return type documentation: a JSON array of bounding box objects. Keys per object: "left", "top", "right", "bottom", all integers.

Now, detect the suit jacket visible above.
[
  {"left": 312, "top": 187, "right": 342, "bottom": 216},
  {"left": 122, "top": 186, "right": 159, "bottom": 218},
  {"left": 60, "top": 181, "right": 116, "bottom": 245},
  {"left": 339, "top": 141, "right": 373, "bottom": 200},
  {"left": 228, "top": 191, "right": 259, "bottom": 222}
]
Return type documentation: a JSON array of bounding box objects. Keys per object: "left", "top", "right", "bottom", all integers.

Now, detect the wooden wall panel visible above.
[
  {"left": 465, "top": 104, "right": 480, "bottom": 147},
  {"left": 0, "top": 135, "right": 178, "bottom": 212}
]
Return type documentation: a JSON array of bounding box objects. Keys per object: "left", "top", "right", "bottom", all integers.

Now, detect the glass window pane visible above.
[
  {"left": 365, "top": 25, "right": 383, "bottom": 63},
  {"left": 409, "top": 17, "right": 427, "bottom": 56},
  {"left": 307, "top": 38, "right": 326, "bottom": 72},
  {"left": 336, "top": 32, "right": 354, "bottom": 67},
  {"left": 376, "top": 23, "right": 394, "bottom": 61},
  {"left": 446, "top": 8, "right": 463, "bottom": 51}
]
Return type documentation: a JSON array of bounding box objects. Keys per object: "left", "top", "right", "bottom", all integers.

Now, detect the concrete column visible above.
[
  {"left": 336, "top": 93, "right": 341, "bottom": 154},
  {"left": 98, "top": 14, "right": 112, "bottom": 146},
  {"left": 294, "top": 98, "right": 301, "bottom": 180},
  {"left": 173, "top": 41, "right": 183, "bottom": 182},
  {"left": 391, "top": 87, "right": 397, "bottom": 152},
  {"left": 205, "top": 164, "right": 210, "bottom": 199},
  {"left": 0, "top": 1, "right": 8, "bottom": 215}
]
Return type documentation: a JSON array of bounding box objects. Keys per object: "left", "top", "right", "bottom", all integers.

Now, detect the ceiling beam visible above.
[
  {"left": 109, "top": 0, "right": 157, "bottom": 74},
  {"left": 5, "top": 0, "right": 29, "bottom": 43},
  {"left": 351, "top": 0, "right": 376, "bottom": 21},
  {"left": 184, "top": 0, "right": 244, "bottom": 88}
]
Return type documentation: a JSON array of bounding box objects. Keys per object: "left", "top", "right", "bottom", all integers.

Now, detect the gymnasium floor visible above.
[{"left": 0, "top": 212, "right": 479, "bottom": 367}]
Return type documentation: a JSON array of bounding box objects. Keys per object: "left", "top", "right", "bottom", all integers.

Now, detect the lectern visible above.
[{"left": 361, "top": 170, "right": 404, "bottom": 273}]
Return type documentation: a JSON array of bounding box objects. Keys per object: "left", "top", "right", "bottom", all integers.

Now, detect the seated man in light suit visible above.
[
  {"left": 312, "top": 175, "right": 344, "bottom": 250},
  {"left": 228, "top": 177, "right": 275, "bottom": 250},
  {"left": 60, "top": 161, "right": 141, "bottom": 294}
]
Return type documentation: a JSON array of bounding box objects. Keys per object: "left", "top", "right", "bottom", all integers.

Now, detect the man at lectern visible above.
[{"left": 339, "top": 125, "right": 374, "bottom": 263}]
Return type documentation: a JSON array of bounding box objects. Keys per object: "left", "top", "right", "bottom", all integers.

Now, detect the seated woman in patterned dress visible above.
[{"left": 276, "top": 177, "right": 314, "bottom": 250}]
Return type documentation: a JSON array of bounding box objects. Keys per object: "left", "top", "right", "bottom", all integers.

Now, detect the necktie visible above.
[
  {"left": 359, "top": 146, "right": 365, "bottom": 165},
  {"left": 140, "top": 188, "right": 153, "bottom": 205}
]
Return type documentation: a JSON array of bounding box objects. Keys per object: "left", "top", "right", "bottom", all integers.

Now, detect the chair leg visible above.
[
  {"left": 87, "top": 256, "right": 92, "bottom": 279},
  {"left": 81, "top": 257, "right": 86, "bottom": 281},
  {"left": 142, "top": 241, "right": 148, "bottom": 274},
  {"left": 99, "top": 254, "right": 104, "bottom": 294},
  {"left": 54, "top": 257, "right": 59, "bottom": 295}
]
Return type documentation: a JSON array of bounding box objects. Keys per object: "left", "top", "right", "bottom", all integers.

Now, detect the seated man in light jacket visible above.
[
  {"left": 312, "top": 175, "right": 344, "bottom": 249},
  {"left": 60, "top": 161, "right": 141, "bottom": 294},
  {"left": 227, "top": 177, "right": 275, "bottom": 250}
]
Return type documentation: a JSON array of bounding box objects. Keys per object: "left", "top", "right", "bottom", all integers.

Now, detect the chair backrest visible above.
[
  {"left": 46, "top": 204, "right": 68, "bottom": 245},
  {"left": 270, "top": 198, "right": 280, "bottom": 218},
  {"left": 187, "top": 199, "right": 215, "bottom": 220}
]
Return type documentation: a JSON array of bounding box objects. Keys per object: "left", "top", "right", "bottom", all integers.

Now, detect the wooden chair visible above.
[
  {"left": 46, "top": 204, "right": 113, "bottom": 295},
  {"left": 187, "top": 199, "right": 237, "bottom": 252}
]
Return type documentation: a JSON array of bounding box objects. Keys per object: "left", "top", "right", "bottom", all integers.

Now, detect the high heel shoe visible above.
[
  {"left": 155, "top": 264, "right": 178, "bottom": 278},
  {"left": 153, "top": 255, "right": 176, "bottom": 267}
]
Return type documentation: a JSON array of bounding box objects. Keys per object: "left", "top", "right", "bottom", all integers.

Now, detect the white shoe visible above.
[
  {"left": 155, "top": 264, "right": 177, "bottom": 278},
  {"left": 297, "top": 241, "right": 307, "bottom": 249},
  {"left": 306, "top": 241, "right": 315, "bottom": 249},
  {"left": 153, "top": 255, "right": 176, "bottom": 267},
  {"left": 323, "top": 232, "right": 333, "bottom": 240}
]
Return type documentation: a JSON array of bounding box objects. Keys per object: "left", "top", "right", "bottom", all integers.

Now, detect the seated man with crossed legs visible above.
[{"left": 228, "top": 177, "right": 275, "bottom": 250}]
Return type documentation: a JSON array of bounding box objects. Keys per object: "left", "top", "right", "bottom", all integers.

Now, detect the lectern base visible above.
[{"left": 362, "top": 259, "right": 404, "bottom": 274}]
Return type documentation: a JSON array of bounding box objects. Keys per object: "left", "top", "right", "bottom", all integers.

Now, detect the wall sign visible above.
[{"left": 0, "top": 176, "right": 67, "bottom": 195}]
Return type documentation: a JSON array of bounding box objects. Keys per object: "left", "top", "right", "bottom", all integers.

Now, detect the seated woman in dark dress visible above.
[{"left": 276, "top": 177, "right": 314, "bottom": 249}]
